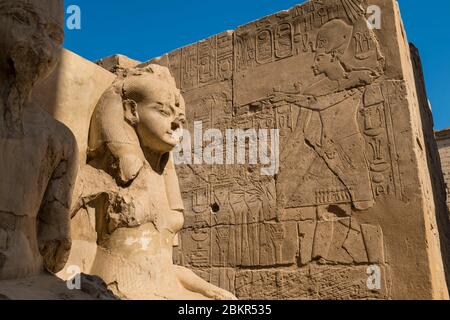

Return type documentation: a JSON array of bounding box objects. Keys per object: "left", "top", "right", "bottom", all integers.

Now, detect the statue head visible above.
[
  {"left": 0, "top": 0, "right": 64, "bottom": 86},
  {"left": 312, "top": 19, "right": 353, "bottom": 76},
  {"left": 88, "top": 65, "right": 186, "bottom": 184},
  {"left": 122, "top": 67, "right": 186, "bottom": 153}
]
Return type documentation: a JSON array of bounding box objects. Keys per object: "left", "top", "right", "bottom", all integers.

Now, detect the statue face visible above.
[
  {"left": 312, "top": 53, "right": 333, "bottom": 76},
  {"left": 134, "top": 78, "right": 186, "bottom": 153},
  {"left": 0, "top": 0, "right": 64, "bottom": 84}
]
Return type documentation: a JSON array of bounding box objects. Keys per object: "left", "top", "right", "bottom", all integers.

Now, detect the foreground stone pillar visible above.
[
  {"left": 141, "top": 0, "right": 450, "bottom": 299},
  {"left": 0, "top": 0, "right": 115, "bottom": 299},
  {"left": 0, "top": 0, "right": 79, "bottom": 298},
  {"left": 0, "top": 0, "right": 77, "bottom": 278}
]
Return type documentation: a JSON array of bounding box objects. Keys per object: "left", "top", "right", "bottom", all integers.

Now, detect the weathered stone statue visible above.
[
  {"left": 67, "top": 65, "right": 237, "bottom": 299},
  {"left": 0, "top": 0, "right": 111, "bottom": 299},
  {"left": 0, "top": 0, "right": 78, "bottom": 280}
]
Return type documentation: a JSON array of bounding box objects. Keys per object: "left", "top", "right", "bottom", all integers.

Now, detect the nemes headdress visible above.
[{"left": 88, "top": 65, "right": 184, "bottom": 211}]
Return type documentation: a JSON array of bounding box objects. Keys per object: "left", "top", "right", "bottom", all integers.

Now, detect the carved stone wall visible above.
[
  {"left": 436, "top": 129, "right": 450, "bottom": 210},
  {"left": 409, "top": 42, "right": 450, "bottom": 294},
  {"left": 141, "top": 0, "right": 450, "bottom": 299}
]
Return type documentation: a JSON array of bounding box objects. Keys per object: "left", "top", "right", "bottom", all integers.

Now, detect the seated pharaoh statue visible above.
[
  {"left": 0, "top": 0, "right": 85, "bottom": 298},
  {"left": 66, "top": 65, "right": 237, "bottom": 300}
]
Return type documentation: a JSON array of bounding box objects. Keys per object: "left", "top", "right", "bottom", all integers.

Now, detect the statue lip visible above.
[{"left": 166, "top": 130, "right": 178, "bottom": 139}]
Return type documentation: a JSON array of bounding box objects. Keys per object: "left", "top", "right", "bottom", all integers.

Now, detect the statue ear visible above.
[
  {"left": 123, "top": 99, "right": 139, "bottom": 126},
  {"left": 330, "top": 50, "right": 338, "bottom": 61}
]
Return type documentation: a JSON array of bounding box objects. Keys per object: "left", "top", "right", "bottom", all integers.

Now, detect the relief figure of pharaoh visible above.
[
  {"left": 279, "top": 19, "right": 383, "bottom": 211},
  {"left": 72, "top": 65, "right": 237, "bottom": 300}
]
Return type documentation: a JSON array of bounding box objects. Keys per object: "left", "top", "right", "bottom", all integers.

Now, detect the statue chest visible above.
[
  {"left": 0, "top": 133, "right": 59, "bottom": 216},
  {"left": 125, "top": 166, "right": 184, "bottom": 233}
]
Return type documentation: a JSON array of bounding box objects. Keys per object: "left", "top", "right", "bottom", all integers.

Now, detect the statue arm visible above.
[
  {"left": 173, "top": 265, "right": 237, "bottom": 300},
  {"left": 297, "top": 96, "right": 328, "bottom": 111},
  {"left": 276, "top": 93, "right": 332, "bottom": 111},
  {"left": 294, "top": 94, "right": 345, "bottom": 111},
  {"left": 38, "top": 131, "right": 79, "bottom": 274}
]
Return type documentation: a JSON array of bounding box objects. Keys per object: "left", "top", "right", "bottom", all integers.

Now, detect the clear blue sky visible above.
[{"left": 63, "top": 0, "right": 450, "bottom": 130}]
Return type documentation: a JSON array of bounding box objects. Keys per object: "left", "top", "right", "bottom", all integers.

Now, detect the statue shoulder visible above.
[{"left": 24, "top": 105, "right": 78, "bottom": 157}]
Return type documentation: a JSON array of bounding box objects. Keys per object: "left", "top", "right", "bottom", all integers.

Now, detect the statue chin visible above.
[{"left": 143, "top": 138, "right": 178, "bottom": 154}]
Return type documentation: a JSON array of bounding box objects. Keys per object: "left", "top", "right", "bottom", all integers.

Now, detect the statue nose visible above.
[{"left": 171, "top": 121, "right": 180, "bottom": 131}]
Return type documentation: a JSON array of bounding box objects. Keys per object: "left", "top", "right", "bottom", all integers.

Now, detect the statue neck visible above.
[
  {"left": 143, "top": 147, "right": 168, "bottom": 175},
  {"left": 325, "top": 61, "right": 346, "bottom": 81}
]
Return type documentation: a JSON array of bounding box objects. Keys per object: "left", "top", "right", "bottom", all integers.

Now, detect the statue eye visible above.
[{"left": 158, "top": 106, "right": 171, "bottom": 117}]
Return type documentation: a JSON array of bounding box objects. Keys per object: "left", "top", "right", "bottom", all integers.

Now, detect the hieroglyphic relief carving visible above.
[
  {"left": 217, "top": 32, "right": 234, "bottom": 81},
  {"left": 362, "top": 83, "right": 403, "bottom": 199},
  {"left": 142, "top": 0, "right": 449, "bottom": 300},
  {"left": 198, "top": 37, "right": 216, "bottom": 84},
  {"left": 172, "top": 2, "right": 392, "bottom": 298},
  {"left": 235, "top": 265, "right": 389, "bottom": 300},
  {"left": 181, "top": 44, "right": 199, "bottom": 90},
  {"left": 179, "top": 32, "right": 234, "bottom": 92},
  {"left": 298, "top": 216, "right": 384, "bottom": 265},
  {"left": 274, "top": 16, "right": 391, "bottom": 212}
]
